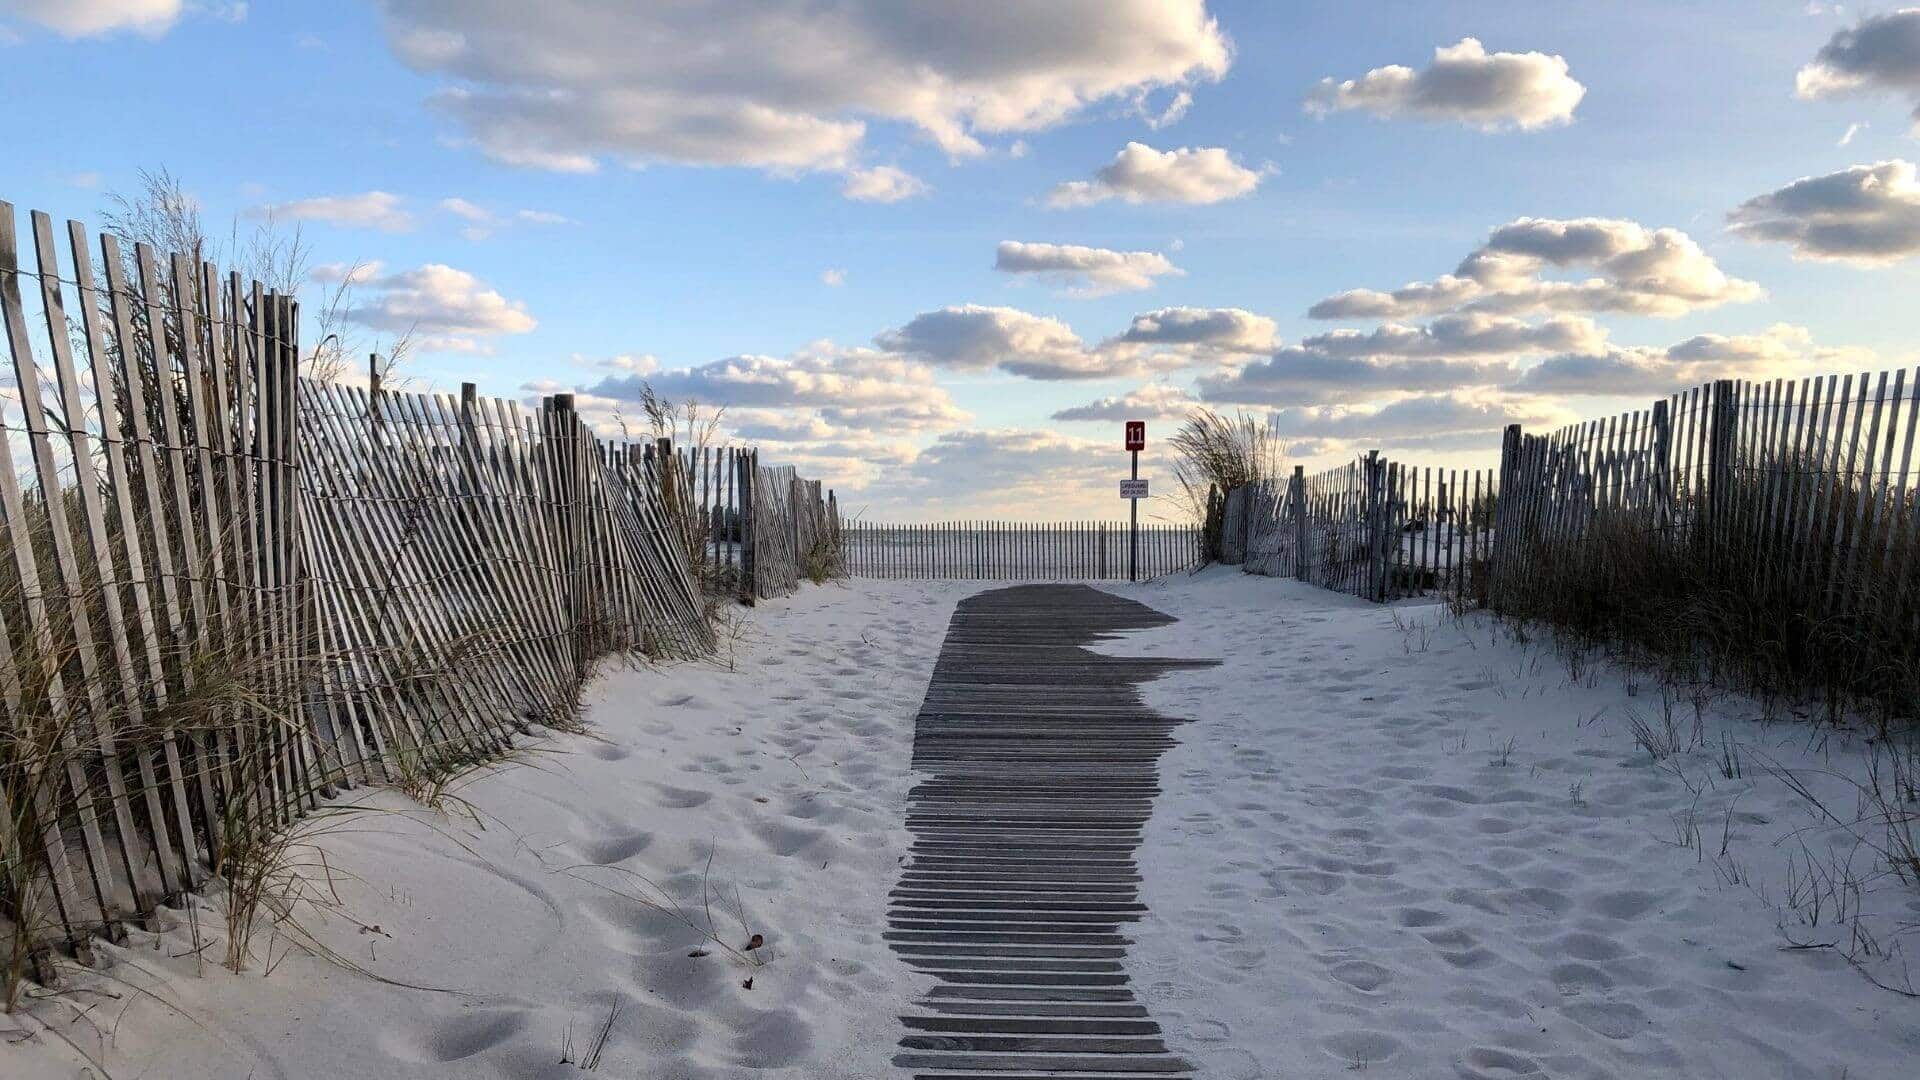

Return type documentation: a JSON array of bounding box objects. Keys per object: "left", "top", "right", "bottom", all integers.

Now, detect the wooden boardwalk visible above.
[{"left": 888, "top": 585, "right": 1217, "bottom": 1078}]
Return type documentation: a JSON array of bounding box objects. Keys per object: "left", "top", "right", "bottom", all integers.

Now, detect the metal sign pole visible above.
[{"left": 1129, "top": 448, "right": 1138, "bottom": 582}]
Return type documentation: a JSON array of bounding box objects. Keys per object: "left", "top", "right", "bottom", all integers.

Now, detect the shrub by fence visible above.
[
  {"left": 0, "top": 198, "right": 837, "bottom": 974},
  {"left": 1224, "top": 455, "right": 1496, "bottom": 605},
  {"left": 843, "top": 520, "right": 1201, "bottom": 580},
  {"left": 654, "top": 447, "right": 843, "bottom": 602},
  {"left": 1493, "top": 373, "right": 1920, "bottom": 727}
]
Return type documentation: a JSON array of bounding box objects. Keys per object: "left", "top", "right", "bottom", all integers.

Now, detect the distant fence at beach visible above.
[
  {"left": 1220, "top": 457, "right": 1497, "bottom": 606},
  {"left": 0, "top": 196, "right": 839, "bottom": 963},
  {"left": 844, "top": 520, "right": 1202, "bottom": 581}
]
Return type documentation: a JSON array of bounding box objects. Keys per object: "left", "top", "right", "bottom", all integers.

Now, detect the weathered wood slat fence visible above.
[
  {"left": 1225, "top": 455, "right": 1497, "bottom": 605},
  {"left": 1491, "top": 372, "right": 1920, "bottom": 614},
  {"left": 844, "top": 520, "right": 1201, "bottom": 580},
  {"left": 0, "top": 199, "right": 838, "bottom": 968},
  {"left": 1489, "top": 372, "right": 1919, "bottom": 717},
  {"left": 1217, "top": 367, "right": 1918, "bottom": 719}
]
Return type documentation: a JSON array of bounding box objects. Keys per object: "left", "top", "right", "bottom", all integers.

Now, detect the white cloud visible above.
[
  {"left": 993, "top": 241, "right": 1182, "bottom": 296},
  {"left": 874, "top": 305, "right": 1105, "bottom": 379},
  {"left": 1265, "top": 391, "right": 1575, "bottom": 442},
  {"left": 895, "top": 428, "right": 1117, "bottom": 513},
  {"left": 312, "top": 260, "right": 385, "bottom": 286},
  {"left": 1047, "top": 142, "right": 1265, "bottom": 208},
  {"left": 1308, "top": 217, "right": 1761, "bottom": 320},
  {"left": 439, "top": 197, "right": 491, "bottom": 223},
  {"left": 1797, "top": 9, "right": 1920, "bottom": 129},
  {"left": 1105, "top": 306, "right": 1277, "bottom": 355},
  {"left": 600, "top": 354, "right": 660, "bottom": 375},
  {"left": 1306, "top": 37, "right": 1585, "bottom": 131},
  {"left": 1840, "top": 121, "right": 1868, "bottom": 145},
  {"left": 252, "top": 191, "right": 414, "bottom": 232},
  {"left": 1198, "top": 348, "right": 1518, "bottom": 406},
  {"left": 1514, "top": 324, "right": 1875, "bottom": 396},
  {"left": 1301, "top": 312, "right": 1607, "bottom": 360},
  {"left": 1052, "top": 383, "right": 1198, "bottom": 422},
  {"left": 377, "top": 0, "right": 1230, "bottom": 188},
  {"left": 1, "top": 0, "right": 181, "bottom": 36},
  {"left": 587, "top": 345, "right": 962, "bottom": 428},
  {"left": 877, "top": 303, "right": 1280, "bottom": 381},
  {"left": 820, "top": 268, "right": 847, "bottom": 287},
  {"left": 840, "top": 165, "right": 928, "bottom": 203},
  {"left": 561, "top": 344, "right": 968, "bottom": 480},
  {"left": 1192, "top": 311, "right": 1596, "bottom": 406},
  {"left": 515, "top": 208, "right": 575, "bottom": 225},
  {"left": 1727, "top": 160, "right": 1920, "bottom": 264},
  {"left": 341, "top": 264, "right": 536, "bottom": 353}
]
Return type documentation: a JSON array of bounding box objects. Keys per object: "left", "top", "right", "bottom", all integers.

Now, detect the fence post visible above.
[
  {"left": 1650, "top": 399, "right": 1673, "bottom": 532},
  {"left": 1490, "top": 425, "right": 1522, "bottom": 606},
  {"left": 737, "top": 448, "right": 757, "bottom": 605},
  {"left": 543, "top": 394, "right": 584, "bottom": 668},
  {"left": 1290, "top": 465, "right": 1307, "bottom": 582},
  {"left": 1362, "top": 450, "right": 1385, "bottom": 601},
  {"left": 1705, "top": 379, "right": 1739, "bottom": 558}
]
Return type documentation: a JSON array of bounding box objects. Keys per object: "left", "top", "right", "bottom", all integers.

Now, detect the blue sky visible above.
[{"left": 4, "top": 1, "right": 1919, "bottom": 519}]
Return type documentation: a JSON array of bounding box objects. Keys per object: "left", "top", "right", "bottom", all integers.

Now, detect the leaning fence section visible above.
[
  {"left": 0, "top": 197, "right": 842, "bottom": 967},
  {"left": 1228, "top": 456, "right": 1496, "bottom": 605},
  {"left": 844, "top": 520, "right": 1202, "bottom": 581}
]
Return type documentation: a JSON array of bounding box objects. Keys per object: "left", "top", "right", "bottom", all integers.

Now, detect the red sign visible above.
[{"left": 1124, "top": 420, "right": 1146, "bottom": 451}]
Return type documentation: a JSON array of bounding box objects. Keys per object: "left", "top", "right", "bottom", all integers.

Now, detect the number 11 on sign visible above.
[{"left": 1123, "top": 421, "right": 1146, "bottom": 581}]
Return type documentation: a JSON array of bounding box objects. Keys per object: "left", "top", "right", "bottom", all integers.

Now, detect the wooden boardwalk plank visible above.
[{"left": 888, "top": 584, "right": 1215, "bottom": 1079}]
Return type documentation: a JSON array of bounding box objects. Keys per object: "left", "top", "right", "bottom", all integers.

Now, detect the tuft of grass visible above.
[
  {"left": 1169, "top": 409, "right": 1273, "bottom": 563},
  {"left": 1489, "top": 454, "right": 1919, "bottom": 737}
]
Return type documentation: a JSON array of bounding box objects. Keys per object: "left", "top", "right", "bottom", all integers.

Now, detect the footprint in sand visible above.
[
  {"left": 391, "top": 1005, "right": 532, "bottom": 1063},
  {"left": 1587, "top": 888, "right": 1663, "bottom": 920},
  {"left": 1562, "top": 1000, "right": 1652, "bottom": 1040},
  {"left": 1323, "top": 1029, "right": 1403, "bottom": 1065},
  {"left": 588, "top": 740, "right": 631, "bottom": 762},
  {"left": 752, "top": 820, "right": 825, "bottom": 857},
  {"left": 1328, "top": 959, "right": 1394, "bottom": 993},
  {"left": 647, "top": 783, "right": 713, "bottom": 809},
  {"left": 577, "top": 829, "right": 653, "bottom": 866},
  {"left": 1456, "top": 1045, "right": 1547, "bottom": 1079},
  {"left": 729, "top": 1007, "right": 813, "bottom": 1069},
  {"left": 1397, "top": 906, "right": 1448, "bottom": 928},
  {"left": 1550, "top": 961, "right": 1615, "bottom": 996}
]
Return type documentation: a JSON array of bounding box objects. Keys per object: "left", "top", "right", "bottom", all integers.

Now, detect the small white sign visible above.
[{"left": 1120, "top": 479, "right": 1149, "bottom": 499}]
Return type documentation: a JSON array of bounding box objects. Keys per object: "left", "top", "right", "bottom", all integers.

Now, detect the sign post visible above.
[{"left": 1123, "top": 421, "right": 1146, "bottom": 581}]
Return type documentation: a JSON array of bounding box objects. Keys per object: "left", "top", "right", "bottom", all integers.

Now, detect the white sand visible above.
[
  {"left": 8, "top": 571, "right": 1919, "bottom": 1079},
  {"left": 7, "top": 580, "right": 979, "bottom": 1079},
  {"left": 1112, "top": 567, "right": 1920, "bottom": 1078}
]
